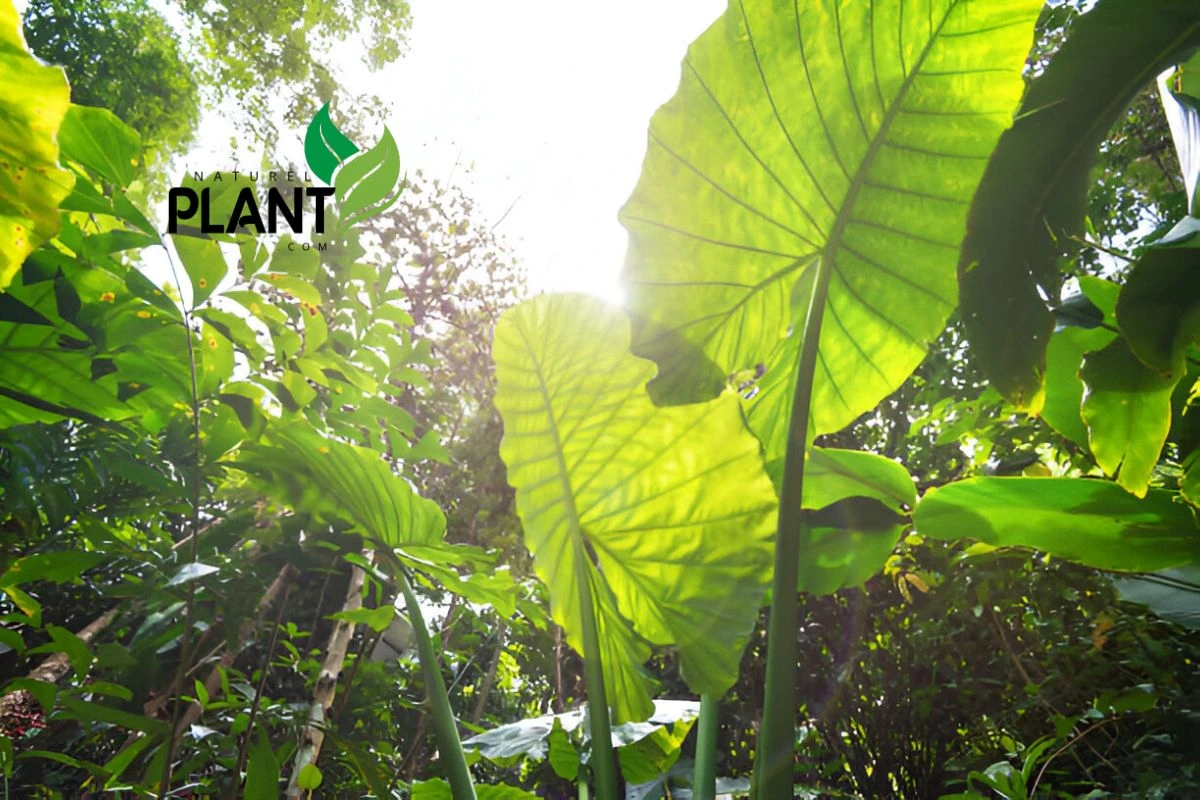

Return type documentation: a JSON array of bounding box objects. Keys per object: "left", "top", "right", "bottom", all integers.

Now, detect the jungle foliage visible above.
[{"left": 2, "top": 0, "right": 1200, "bottom": 798}]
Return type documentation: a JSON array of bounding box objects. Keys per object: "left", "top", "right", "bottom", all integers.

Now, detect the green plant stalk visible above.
[
  {"left": 399, "top": 569, "right": 477, "bottom": 800},
  {"left": 573, "top": 539, "right": 619, "bottom": 800},
  {"left": 693, "top": 694, "right": 719, "bottom": 800},
  {"left": 159, "top": 236, "right": 205, "bottom": 797},
  {"left": 752, "top": 259, "right": 833, "bottom": 798}
]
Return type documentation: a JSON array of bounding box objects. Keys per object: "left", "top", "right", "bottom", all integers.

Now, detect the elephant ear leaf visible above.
[
  {"left": 493, "top": 293, "right": 776, "bottom": 722},
  {"left": 959, "top": 0, "right": 1200, "bottom": 412},
  {"left": 914, "top": 477, "right": 1200, "bottom": 572},
  {"left": 0, "top": 1, "right": 75, "bottom": 290},
  {"left": 619, "top": 0, "right": 1042, "bottom": 466},
  {"left": 237, "top": 427, "right": 447, "bottom": 552},
  {"left": 304, "top": 102, "right": 359, "bottom": 184}
]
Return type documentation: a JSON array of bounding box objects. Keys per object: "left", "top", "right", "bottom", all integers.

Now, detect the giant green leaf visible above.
[
  {"left": 238, "top": 426, "right": 446, "bottom": 554},
  {"left": 1114, "top": 566, "right": 1200, "bottom": 630},
  {"left": 619, "top": 0, "right": 1040, "bottom": 463},
  {"left": 1041, "top": 279, "right": 1122, "bottom": 448},
  {"left": 1042, "top": 325, "right": 1115, "bottom": 448},
  {"left": 1116, "top": 238, "right": 1200, "bottom": 379},
  {"left": 795, "top": 448, "right": 914, "bottom": 594},
  {"left": 914, "top": 477, "right": 1200, "bottom": 571},
  {"left": 0, "top": 262, "right": 131, "bottom": 425},
  {"left": 0, "top": 0, "right": 74, "bottom": 290},
  {"left": 803, "top": 447, "right": 915, "bottom": 511},
  {"left": 1081, "top": 339, "right": 1178, "bottom": 497},
  {"left": 493, "top": 293, "right": 776, "bottom": 722},
  {"left": 960, "top": 0, "right": 1200, "bottom": 411}
]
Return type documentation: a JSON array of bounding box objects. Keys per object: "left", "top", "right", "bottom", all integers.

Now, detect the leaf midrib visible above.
[
  {"left": 821, "top": 0, "right": 963, "bottom": 276},
  {"left": 514, "top": 318, "right": 589, "bottom": 564}
]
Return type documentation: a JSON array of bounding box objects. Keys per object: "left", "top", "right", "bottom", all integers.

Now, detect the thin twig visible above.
[
  {"left": 232, "top": 577, "right": 293, "bottom": 789},
  {"left": 1029, "top": 718, "right": 1114, "bottom": 797}
]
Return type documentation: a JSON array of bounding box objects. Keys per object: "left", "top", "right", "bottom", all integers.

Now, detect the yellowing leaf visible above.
[{"left": 0, "top": 0, "right": 74, "bottom": 289}]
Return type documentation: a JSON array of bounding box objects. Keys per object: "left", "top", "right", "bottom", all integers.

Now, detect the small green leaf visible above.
[
  {"left": 100, "top": 731, "right": 156, "bottom": 785},
  {"left": 2, "top": 586, "right": 42, "bottom": 624},
  {"left": 59, "top": 696, "right": 168, "bottom": 735},
  {"left": 0, "top": 551, "right": 104, "bottom": 588},
  {"left": 803, "top": 448, "right": 916, "bottom": 512},
  {"left": 259, "top": 272, "right": 321, "bottom": 306},
  {"left": 304, "top": 102, "right": 359, "bottom": 184},
  {"left": 547, "top": 719, "right": 579, "bottom": 781},
  {"left": 171, "top": 235, "right": 226, "bottom": 308},
  {"left": 297, "top": 763, "right": 323, "bottom": 791},
  {"left": 166, "top": 562, "right": 220, "bottom": 586},
  {"left": 329, "top": 605, "right": 395, "bottom": 633},
  {"left": 35, "top": 626, "right": 92, "bottom": 676},
  {"left": 198, "top": 323, "right": 234, "bottom": 397},
  {"left": 237, "top": 427, "right": 447, "bottom": 552},
  {"left": 1041, "top": 325, "right": 1115, "bottom": 449},
  {"left": 193, "top": 679, "right": 208, "bottom": 708},
  {"left": 57, "top": 104, "right": 141, "bottom": 188},
  {"left": 269, "top": 235, "right": 321, "bottom": 279}
]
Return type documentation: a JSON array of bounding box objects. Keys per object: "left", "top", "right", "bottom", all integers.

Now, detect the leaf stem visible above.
[
  {"left": 693, "top": 694, "right": 719, "bottom": 800},
  {"left": 573, "top": 539, "right": 618, "bottom": 800},
  {"left": 753, "top": 257, "right": 832, "bottom": 798},
  {"left": 398, "top": 568, "right": 476, "bottom": 800}
]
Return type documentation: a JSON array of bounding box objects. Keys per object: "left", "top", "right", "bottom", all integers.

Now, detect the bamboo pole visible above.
[{"left": 286, "top": 561, "right": 366, "bottom": 798}]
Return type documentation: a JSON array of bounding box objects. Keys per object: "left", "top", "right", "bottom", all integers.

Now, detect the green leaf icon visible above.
[
  {"left": 304, "top": 102, "right": 359, "bottom": 184},
  {"left": 334, "top": 127, "right": 403, "bottom": 228}
]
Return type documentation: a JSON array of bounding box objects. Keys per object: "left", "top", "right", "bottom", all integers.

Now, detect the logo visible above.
[{"left": 168, "top": 103, "right": 405, "bottom": 236}]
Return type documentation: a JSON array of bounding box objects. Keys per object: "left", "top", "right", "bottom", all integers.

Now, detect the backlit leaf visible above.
[
  {"left": 619, "top": 0, "right": 1041, "bottom": 465},
  {"left": 57, "top": 104, "right": 140, "bottom": 188},
  {"left": 915, "top": 477, "right": 1200, "bottom": 571},
  {"left": 494, "top": 293, "right": 776, "bottom": 721},
  {"left": 0, "top": 1, "right": 74, "bottom": 290}
]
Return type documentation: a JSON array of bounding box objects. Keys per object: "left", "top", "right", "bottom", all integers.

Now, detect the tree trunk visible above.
[
  {"left": 471, "top": 623, "right": 505, "bottom": 726},
  {"left": 286, "top": 561, "right": 366, "bottom": 798},
  {"left": 0, "top": 606, "right": 118, "bottom": 734}
]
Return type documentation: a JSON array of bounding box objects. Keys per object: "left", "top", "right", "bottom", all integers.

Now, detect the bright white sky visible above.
[{"left": 184, "top": 0, "right": 726, "bottom": 301}]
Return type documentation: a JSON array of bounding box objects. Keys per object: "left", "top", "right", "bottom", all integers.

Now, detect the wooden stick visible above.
[{"left": 286, "top": 559, "right": 367, "bottom": 798}]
